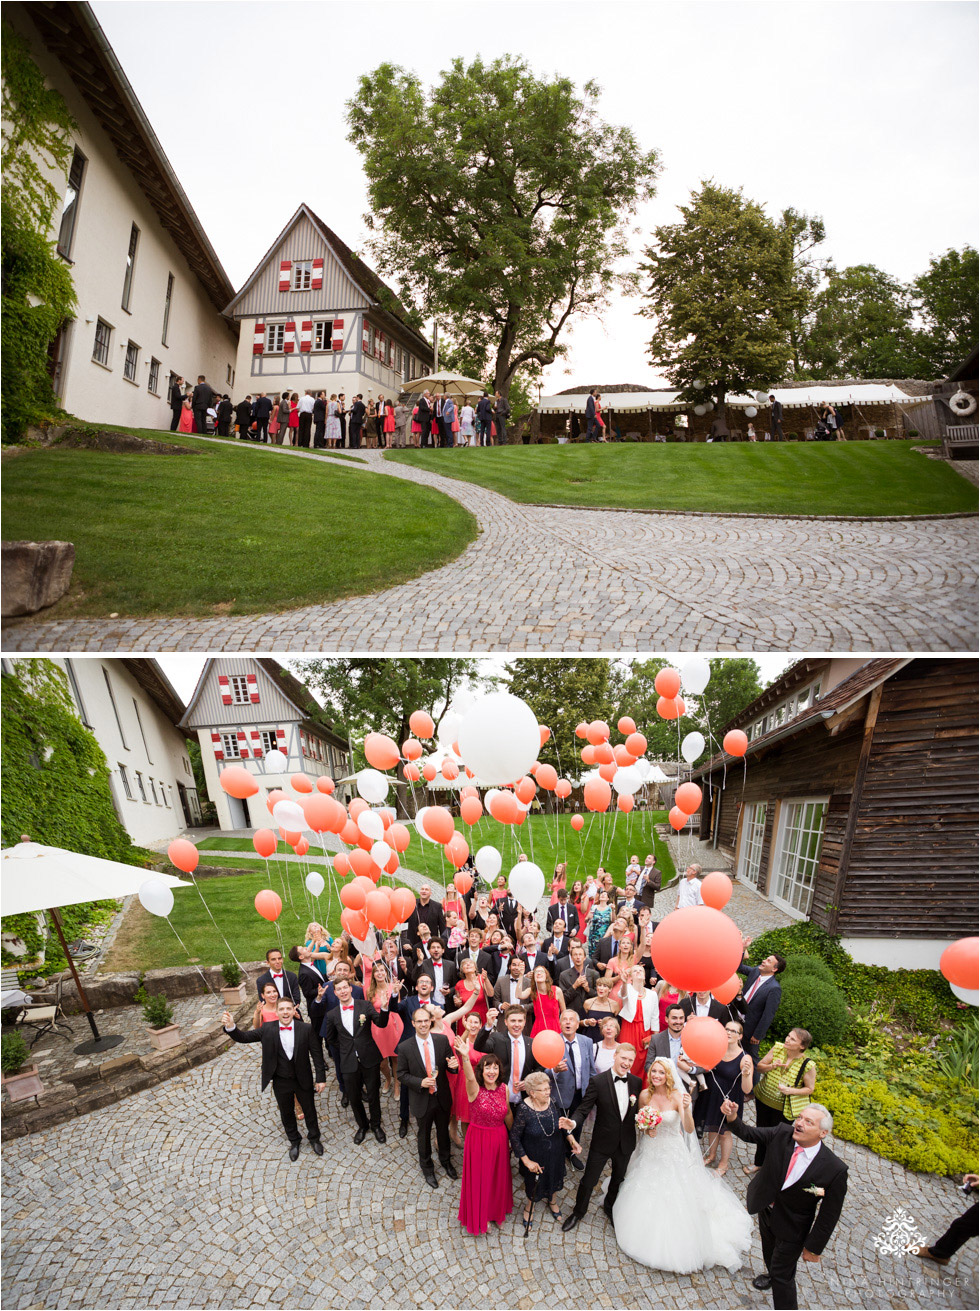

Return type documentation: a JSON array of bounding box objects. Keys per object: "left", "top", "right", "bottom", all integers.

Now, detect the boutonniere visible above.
[
  {"left": 358, "top": 1014, "right": 367, "bottom": 1027},
  {"left": 803, "top": 1185, "right": 825, "bottom": 1197},
  {"left": 629, "top": 1094, "right": 637, "bottom": 1107}
]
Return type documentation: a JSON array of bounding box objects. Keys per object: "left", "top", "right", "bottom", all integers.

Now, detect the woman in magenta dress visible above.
[
  {"left": 455, "top": 1041, "right": 513, "bottom": 1235},
  {"left": 453, "top": 959, "right": 492, "bottom": 1032},
  {"left": 449, "top": 1009, "right": 484, "bottom": 1145},
  {"left": 520, "top": 965, "right": 565, "bottom": 1038}
]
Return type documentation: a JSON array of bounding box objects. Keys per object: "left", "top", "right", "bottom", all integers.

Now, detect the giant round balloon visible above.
[
  {"left": 650, "top": 907, "right": 743, "bottom": 992},
  {"left": 138, "top": 878, "right": 174, "bottom": 918},
  {"left": 681, "top": 1016, "right": 729, "bottom": 1069},
  {"left": 357, "top": 769, "right": 389, "bottom": 804},
  {"left": 939, "top": 937, "right": 979, "bottom": 990},
  {"left": 167, "top": 839, "right": 199, "bottom": 874},
  {"left": 475, "top": 846, "right": 502, "bottom": 880},
  {"left": 510, "top": 860, "right": 545, "bottom": 912},
  {"left": 220, "top": 765, "right": 258, "bottom": 799},
  {"left": 457, "top": 692, "right": 540, "bottom": 785}
]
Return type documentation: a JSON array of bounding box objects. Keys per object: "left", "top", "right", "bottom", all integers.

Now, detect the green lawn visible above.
[
  {"left": 1, "top": 427, "right": 476, "bottom": 617},
  {"left": 385, "top": 441, "right": 978, "bottom": 516}
]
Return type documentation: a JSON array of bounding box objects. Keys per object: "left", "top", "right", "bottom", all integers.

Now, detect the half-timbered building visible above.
[{"left": 692, "top": 658, "right": 978, "bottom": 969}]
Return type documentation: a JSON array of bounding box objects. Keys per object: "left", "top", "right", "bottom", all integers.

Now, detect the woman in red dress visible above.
[
  {"left": 521, "top": 965, "right": 565, "bottom": 1038},
  {"left": 449, "top": 1009, "right": 484, "bottom": 1145},
  {"left": 456, "top": 1045, "right": 513, "bottom": 1235},
  {"left": 569, "top": 881, "right": 587, "bottom": 943},
  {"left": 549, "top": 862, "right": 567, "bottom": 906},
  {"left": 617, "top": 964, "right": 659, "bottom": 1078},
  {"left": 453, "top": 959, "right": 492, "bottom": 1031}
]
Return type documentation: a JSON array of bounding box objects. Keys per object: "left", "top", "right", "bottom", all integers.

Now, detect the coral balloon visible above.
[
  {"left": 584, "top": 777, "right": 612, "bottom": 812},
  {"left": 586, "top": 720, "right": 610, "bottom": 745},
  {"left": 365, "top": 890, "right": 391, "bottom": 928},
  {"left": 574, "top": 722, "right": 588, "bottom": 739},
  {"left": 570, "top": 814, "right": 584, "bottom": 831},
  {"left": 613, "top": 744, "right": 636, "bottom": 767},
  {"left": 593, "top": 742, "right": 615, "bottom": 765},
  {"left": 668, "top": 806, "right": 688, "bottom": 831},
  {"left": 349, "top": 797, "right": 369, "bottom": 820},
  {"left": 316, "top": 775, "right": 335, "bottom": 794},
  {"left": 340, "top": 908, "right": 368, "bottom": 940},
  {"left": 598, "top": 761, "right": 617, "bottom": 782},
  {"left": 454, "top": 871, "right": 474, "bottom": 896},
  {"left": 516, "top": 776, "right": 537, "bottom": 803},
  {"left": 681, "top": 1016, "right": 729, "bottom": 1069},
  {"left": 536, "top": 764, "right": 558, "bottom": 791},
  {"left": 539, "top": 725, "right": 551, "bottom": 746},
  {"left": 348, "top": 848, "right": 375, "bottom": 879},
  {"left": 220, "top": 765, "right": 258, "bottom": 799},
  {"left": 446, "top": 833, "right": 470, "bottom": 868},
  {"left": 489, "top": 791, "right": 519, "bottom": 824},
  {"left": 302, "top": 793, "right": 340, "bottom": 833},
  {"left": 281, "top": 829, "right": 302, "bottom": 846},
  {"left": 167, "top": 839, "right": 199, "bottom": 874},
  {"left": 291, "top": 773, "right": 313, "bottom": 794},
  {"left": 939, "top": 937, "right": 979, "bottom": 989},
  {"left": 333, "top": 853, "right": 349, "bottom": 877},
  {"left": 555, "top": 779, "right": 572, "bottom": 799},
  {"left": 265, "top": 789, "right": 286, "bottom": 813},
  {"left": 654, "top": 667, "right": 682, "bottom": 699},
  {"left": 252, "top": 829, "right": 277, "bottom": 858},
  {"left": 402, "top": 738, "right": 423, "bottom": 761},
  {"left": 657, "top": 696, "right": 683, "bottom": 721},
  {"left": 390, "top": 887, "right": 417, "bottom": 923},
  {"left": 441, "top": 759, "right": 459, "bottom": 781},
  {"left": 340, "top": 818, "right": 360, "bottom": 846},
  {"left": 293, "top": 837, "right": 309, "bottom": 857},
  {"left": 409, "top": 710, "right": 435, "bottom": 739},
  {"left": 388, "top": 822, "right": 411, "bottom": 852},
  {"left": 618, "top": 716, "right": 637, "bottom": 736},
  {"left": 625, "top": 732, "right": 647, "bottom": 757},
  {"left": 617, "top": 794, "right": 635, "bottom": 813},
  {"left": 723, "top": 730, "right": 749, "bottom": 758},
  {"left": 581, "top": 745, "right": 596, "bottom": 766},
  {"left": 341, "top": 882, "right": 367, "bottom": 917},
  {"left": 364, "top": 732, "right": 400, "bottom": 771},
  {"left": 422, "top": 806, "right": 455, "bottom": 844},
  {"left": 254, "top": 889, "right": 282, "bottom": 922},
  {"left": 531, "top": 1030, "right": 566, "bottom": 1069},
  {"left": 404, "top": 763, "right": 420, "bottom": 782},
  {"left": 650, "top": 907, "right": 744, "bottom": 993},
  {"left": 711, "top": 975, "right": 741, "bottom": 1005},
  {"left": 701, "top": 872, "right": 733, "bottom": 910},
  {"left": 675, "top": 783, "right": 703, "bottom": 815},
  {"left": 460, "top": 796, "right": 484, "bottom": 825},
  {"left": 422, "top": 762, "right": 437, "bottom": 782}
]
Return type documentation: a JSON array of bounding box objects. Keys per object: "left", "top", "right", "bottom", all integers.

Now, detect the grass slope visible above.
[
  {"left": 1, "top": 428, "right": 476, "bottom": 617},
  {"left": 385, "top": 441, "right": 978, "bottom": 516}
]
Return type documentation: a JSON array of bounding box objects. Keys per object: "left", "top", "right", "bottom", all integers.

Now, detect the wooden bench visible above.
[{"left": 943, "top": 424, "right": 979, "bottom": 459}]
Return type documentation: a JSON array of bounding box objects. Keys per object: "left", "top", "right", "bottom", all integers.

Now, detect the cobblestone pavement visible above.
[
  {"left": 3, "top": 1037, "right": 977, "bottom": 1310},
  {"left": 3, "top": 444, "right": 976, "bottom": 652}
]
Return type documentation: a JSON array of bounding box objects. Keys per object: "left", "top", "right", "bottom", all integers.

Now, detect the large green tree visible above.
[
  {"left": 615, "top": 658, "right": 763, "bottom": 764},
  {"left": 504, "top": 659, "right": 614, "bottom": 781},
  {"left": 800, "top": 264, "right": 918, "bottom": 378},
  {"left": 641, "top": 182, "right": 797, "bottom": 409},
  {"left": 778, "top": 207, "right": 828, "bottom": 376},
  {"left": 909, "top": 245, "right": 979, "bottom": 376},
  {"left": 347, "top": 57, "right": 660, "bottom": 401}
]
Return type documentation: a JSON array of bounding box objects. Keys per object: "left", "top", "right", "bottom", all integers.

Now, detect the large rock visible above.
[{"left": 1, "top": 540, "right": 75, "bottom": 616}]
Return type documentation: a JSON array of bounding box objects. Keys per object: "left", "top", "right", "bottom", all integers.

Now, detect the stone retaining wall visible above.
[{"left": 36, "top": 961, "right": 265, "bottom": 1015}]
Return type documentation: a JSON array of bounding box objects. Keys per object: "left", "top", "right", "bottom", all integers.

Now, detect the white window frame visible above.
[
  {"left": 220, "top": 733, "right": 241, "bottom": 759},
  {"left": 265, "top": 323, "right": 286, "bottom": 354},
  {"left": 260, "top": 730, "right": 279, "bottom": 755},
  {"left": 93, "top": 318, "right": 113, "bottom": 368},
  {"left": 769, "top": 796, "right": 828, "bottom": 919},
  {"left": 148, "top": 357, "right": 161, "bottom": 394},
  {"left": 123, "top": 340, "right": 140, "bottom": 383},
  {"left": 121, "top": 222, "right": 140, "bottom": 312},
  {"left": 57, "top": 148, "right": 86, "bottom": 258},
  {"left": 313, "top": 320, "right": 333, "bottom": 352},
  {"left": 118, "top": 763, "right": 134, "bottom": 800},
  {"left": 737, "top": 802, "right": 768, "bottom": 887},
  {"left": 229, "top": 674, "right": 250, "bottom": 705},
  {"left": 291, "top": 261, "right": 312, "bottom": 291}
]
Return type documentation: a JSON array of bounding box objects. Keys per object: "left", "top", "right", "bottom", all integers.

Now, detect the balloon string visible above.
[
  {"left": 165, "top": 917, "right": 221, "bottom": 998},
  {"left": 188, "top": 871, "right": 245, "bottom": 976}
]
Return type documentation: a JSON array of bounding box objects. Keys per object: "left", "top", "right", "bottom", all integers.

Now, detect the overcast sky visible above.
[{"left": 91, "top": 0, "right": 978, "bottom": 393}]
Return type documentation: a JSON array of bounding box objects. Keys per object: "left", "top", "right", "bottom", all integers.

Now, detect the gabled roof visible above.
[
  {"left": 20, "top": 2, "right": 235, "bottom": 315},
  {"left": 120, "top": 659, "right": 187, "bottom": 730},
  {"left": 692, "top": 659, "right": 911, "bottom": 779}
]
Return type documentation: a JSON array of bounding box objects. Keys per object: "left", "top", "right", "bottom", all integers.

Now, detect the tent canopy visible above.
[
  {"left": 537, "top": 384, "right": 932, "bottom": 414},
  {"left": 0, "top": 841, "right": 190, "bottom": 917}
]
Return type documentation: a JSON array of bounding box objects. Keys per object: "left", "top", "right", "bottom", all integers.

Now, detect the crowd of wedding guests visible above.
[{"left": 223, "top": 857, "right": 854, "bottom": 1306}]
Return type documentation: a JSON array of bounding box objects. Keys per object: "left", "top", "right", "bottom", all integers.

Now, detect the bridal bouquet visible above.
[{"left": 636, "top": 1106, "right": 663, "bottom": 1132}]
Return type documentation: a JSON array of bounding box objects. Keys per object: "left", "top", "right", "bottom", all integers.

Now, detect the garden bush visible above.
[
  {"left": 1, "top": 1031, "right": 31, "bottom": 1075},
  {"left": 135, "top": 986, "right": 174, "bottom": 1030},
  {"left": 783, "top": 954, "right": 835, "bottom": 986},
  {"left": 772, "top": 974, "right": 850, "bottom": 1048}
]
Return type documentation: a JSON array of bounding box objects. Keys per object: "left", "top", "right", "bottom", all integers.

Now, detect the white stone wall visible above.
[{"left": 840, "top": 936, "right": 957, "bottom": 971}]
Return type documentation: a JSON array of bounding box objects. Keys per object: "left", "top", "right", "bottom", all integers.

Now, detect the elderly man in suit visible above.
[
  {"left": 559, "top": 942, "right": 598, "bottom": 1019},
  {"left": 348, "top": 394, "right": 366, "bottom": 448},
  {"left": 722, "top": 1100, "right": 848, "bottom": 1310},
  {"left": 416, "top": 390, "right": 433, "bottom": 447},
  {"left": 546, "top": 889, "right": 580, "bottom": 937},
  {"left": 549, "top": 1009, "right": 596, "bottom": 1171},
  {"left": 769, "top": 394, "right": 785, "bottom": 441},
  {"left": 738, "top": 945, "right": 787, "bottom": 1060}
]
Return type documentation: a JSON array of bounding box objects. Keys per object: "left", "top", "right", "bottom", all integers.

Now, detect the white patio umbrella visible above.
[
  {"left": 401, "top": 371, "right": 486, "bottom": 398},
  {"left": 1, "top": 837, "right": 190, "bottom": 1052}
]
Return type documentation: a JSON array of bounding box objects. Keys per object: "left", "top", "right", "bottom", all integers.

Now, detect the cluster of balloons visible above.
[{"left": 939, "top": 936, "right": 979, "bottom": 1006}]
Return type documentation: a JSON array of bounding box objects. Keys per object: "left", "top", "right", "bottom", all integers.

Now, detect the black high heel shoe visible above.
[{"left": 522, "top": 1204, "right": 533, "bottom": 1237}]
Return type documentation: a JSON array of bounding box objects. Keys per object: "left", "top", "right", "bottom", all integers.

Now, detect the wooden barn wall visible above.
[{"left": 837, "top": 659, "right": 978, "bottom": 938}]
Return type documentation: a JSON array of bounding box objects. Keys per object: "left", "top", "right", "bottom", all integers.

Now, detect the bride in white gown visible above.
[{"left": 612, "top": 1057, "right": 753, "bottom": 1273}]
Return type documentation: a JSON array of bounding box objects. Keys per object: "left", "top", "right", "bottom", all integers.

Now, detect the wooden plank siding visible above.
[{"left": 232, "top": 212, "right": 370, "bottom": 318}]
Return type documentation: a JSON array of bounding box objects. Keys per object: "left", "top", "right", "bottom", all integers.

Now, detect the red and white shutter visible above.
[
  {"left": 377, "top": 331, "right": 384, "bottom": 360},
  {"left": 253, "top": 322, "right": 265, "bottom": 355},
  {"left": 237, "top": 730, "right": 250, "bottom": 759},
  {"left": 362, "top": 320, "right": 370, "bottom": 353},
  {"left": 283, "top": 321, "right": 296, "bottom": 354},
  {"left": 211, "top": 731, "right": 224, "bottom": 761},
  {"left": 279, "top": 260, "right": 292, "bottom": 293},
  {"left": 249, "top": 730, "right": 263, "bottom": 758},
  {"left": 332, "top": 318, "right": 344, "bottom": 352},
  {"left": 218, "top": 674, "right": 232, "bottom": 706},
  {"left": 276, "top": 728, "right": 287, "bottom": 757},
  {"left": 299, "top": 730, "right": 307, "bottom": 758},
  {"left": 311, "top": 258, "right": 324, "bottom": 290},
  {"left": 300, "top": 321, "right": 312, "bottom": 353},
  {"left": 246, "top": 672, "right": 260, "bottom": 703}
]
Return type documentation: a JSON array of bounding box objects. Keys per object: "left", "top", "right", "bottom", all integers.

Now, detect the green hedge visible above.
[
  {"left": 783, "top": 954, "right": 835, "bottom": 986},
  {"left": 772, "top": 973, "right": 850, "bottom": 1048}
]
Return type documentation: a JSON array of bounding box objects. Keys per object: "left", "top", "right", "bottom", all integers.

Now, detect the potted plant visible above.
[
  {"left": 136, "top": 985, "right": 181, "bottom": 1051},
  {"left": 908, "top": 429, "right": 919, "bottom": 439},
  {"left": 219, "top": 962, "right": 246, "bottom": 1006},
  {"left": 875, "top": 428, "right": 886, "bottom": 439},
  {"left": 1, "top": 1031, "right": 43, "bottom": 1101}
]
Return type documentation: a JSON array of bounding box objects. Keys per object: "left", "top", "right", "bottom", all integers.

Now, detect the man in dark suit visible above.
[
  {"left": 223, "top": 996, "right": 325, "bottom": 1159},
  {"left": 644, "top": 1004, "right": 704, "bottom": 1103},
  {"left": 312, "top": 391, "right": 327, "bottom": 448},
  {"left": 251, "top": 391, "right": 272, "bottom": 443},
  {"left": 191, "top": 374, "right": 214, "bottom": 438},
  {"left": 235, "top": 394, "right": 253, "bottom": 441},
  {"left": 722, "top": 1100, "right": 848, "bottom": 1309},
  {"left": 519, "top": 930, "right": 557, "bottom": 982},
  {"left": 592, "top": 916, "right": 630, "bottom": 975},
  {"left": 256, "top": 949, "right": 302, "bottom": 1009},
  {"left": 397, "top": 1004, "right": 459, "bottom": 1187},
  {"left": 416, "top": 390, "right": 433, "bottom": 448},
  {"left": 492, "top": 954, "right": 530, "bottom": 1024},
  {"left": 549, "top": 1010, "right": 596, "bottom": 1170},
  {"left": 417, "top": 938, "right": 457, "bottom": 1007},
  {"left": 584, "top": 389, "right": 598, "bottom": 442},
  {"left": 475, "top": 391, "right": 493, "bottom": 446},
  {"left": 348, "top": 394, "right": 366, "bottom": 448},
  {"left": 393, "top": 974, "right": 436, "bottom": 1137},
  {"left": 475, "top": 1004, "right": 539, "bottom": 1097},
  {"left": 680, "top": 990, "right": 731, "bottom": 1023},
  {"left": 737, "top": 949, "right": 786, "bottom": 1058},
  {"left": 495, "top": 890, "right": 520, "bottom": 937},
  {"left": 290, "top": 945, "right": 329, "bottom": 1071},
  {"left": 561, "top": 1043, "right": 643, "bottom": 1230},
  {"left": 406, "top": 883, "right": 447, "bottom": 946},
  {"left": 454, "top": 927, "right": 494, "bottom": 977},
  {"left": 769, "top": 394, "right": 785, "bottom": 441},
  {"left": 546, "top": 890, "right": 580, "bottom": 937},
  {"left": 319, "top": 976, "right": 390, "bottom": 1143},
  {"left": 168, "top": 374, "right": 184, "bottom": 431},
  {"left": 558, "top": 943, "right": 598, "bottom": 1018},
  {"left": 541, "top": 919, "right": 572, "bottom": 967}
]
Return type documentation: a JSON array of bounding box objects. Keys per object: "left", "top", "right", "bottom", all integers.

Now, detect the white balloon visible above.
[
  {"left": 682, "top": 656, "right": 711, "bottom": 695},
  {"left": 371, "top": 840, "right": 392, "bottom": 867},
  {"left": 681, "top": 731, "right": 706, "bottom": 764},
  {"left": 756, "top": 391, "right": 769, "bottom": 404},
  {"left": 705, "top": 401, "right": 714, "bottom": 411},
  {"left": 357, "top": 810, "right": 384, "bottom": 842},
  {"left": 745, "top": 406, "right": 758, "bottom": 418},
  {"left": 475, "top": 845, "right": 502, "bottom": 879},
  {"left": 634, "top": 758, "right": 652, "bottom": 780},
  {"left": 265, "top": 749, "right": 287, "bottom": 771},
  {"left": 272, "top": 799, "right": 306, "bottom": 832},
  {"left": 516, "top": 798, "right": 532, "bottom": 812},
  {"left": 693, "top": 379, "right": 703, "bottom": 389},
  {"left": 305, "top": 872, "right": 325, "bottom": 897},
  {"left": 138, "top": 878, "right": 174, "bottom": 918},
  {"left": 693, "top": 404, "right": 706, "bottom": 417},
  {"left": 613, "top": 765, "right": 643, "bottom": 795},
  {"left": 509, "top": 860, "right": 545, "bottom": 912},
  {"left": 950, "top": 983, "right": 979, "bottom": 1006},
  {"left": 457, "top": 693, "right": 540, "bottom": 786},
  {"left": 357, "top": 768, "right": 389, "bottom": 804}
]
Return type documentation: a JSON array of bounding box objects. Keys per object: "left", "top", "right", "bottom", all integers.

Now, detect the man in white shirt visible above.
[
  {"left": 296, "top": 390, "right": 315, "bottom": 448},
  {"left": 676, "top": 863, "right": 704, "bottom": 909}
]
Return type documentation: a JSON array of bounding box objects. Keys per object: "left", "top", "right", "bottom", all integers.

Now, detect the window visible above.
[
  {"left": 266, "top": 323, "right": 285, "bottom": 353},
  {"left": 220, "top": 733, "right": 241, "bottom": 759},
  {"left": 162, "top": 784, "right": 171, "bottom": 808},
  {"left": 226, "top": 364, "right": 235, "bottom": 387},
  {"left": 162, "top": 273, "right": 174, "bottom": 345},
  {"left": 123, "top": 340, "right": 140, "bottom": 382},
  {"left": 182, "top": 755, "right": 191, "bottom": 775},
  {"left": 118, "top": 764, "right": 134, "bottom": 800},
  {"left": 291, "top": 261, "right": 312, "bottom": 291},
  {"left": 229, "top": 674, "right": 251, "bottom": 704},
  {"left": 93, "top": 319, "right": 112, "bottom": 367},
  {"left": 57, "top": 148, "right": 86, "bottom": 257},
  {"left": 133, "top": 698, "right": 152, "bottom": 762},
  {"left": 771, "top": 799, "right": 827, "bottom": 917},
  {"left": 103, "top": 667, "right": 128, "bottom": 747},
  {"left": 260, "top": 730, "right": 280, "bottom": 755},
  {"left": 737, "top": 802, "right": 768, "bottom": 887},
  {"left": 121, "top": 223, "right": 140, "bottom": 311},
  {"left": 148, "top": 358, "right": 161, "bottom": 394},
  {"left": 135, "top": 770, "right": 148, "bottom": 802},
  {"left": 149, "top": 778, "right": 158, "bottom": 804},
  {"left": 313, "top": 321, "right": 332, "bottom": 352},
  {"left": 64, "top": 659, "right": 92, "bottom": 726}
]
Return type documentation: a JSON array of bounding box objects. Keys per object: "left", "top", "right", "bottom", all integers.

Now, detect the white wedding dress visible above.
[{"left": 612, "top": 1109, "right": 753, "bottom": 1273}]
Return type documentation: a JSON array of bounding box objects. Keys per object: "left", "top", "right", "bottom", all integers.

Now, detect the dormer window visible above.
[{"left": 292, "top": 261, "right": 312, "bottom": 291}]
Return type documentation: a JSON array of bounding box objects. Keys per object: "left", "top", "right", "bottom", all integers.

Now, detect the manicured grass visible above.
[
  {"left": 1, "top": 427, "right": 476, "bottom": 617},
  {"left": 196, "top": 836, "right": 295, "bottom": 855},
  {"left": 385, "top": 441, "right": 978, "bottom": 516}
]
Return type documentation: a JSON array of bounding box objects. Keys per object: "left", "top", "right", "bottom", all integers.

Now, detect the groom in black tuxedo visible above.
[
  {"left": 722, "top": 1099, "right": 848, "bottom": 1310},
  {"left": 319, "top": 976, "right": 390, "bottom": 1143},
  {"left": 223, "top": 996, "right": 325, "bottom": 1160},
  {"left": 561, "top": 1043, "right": 642, "bottom": 1230}
]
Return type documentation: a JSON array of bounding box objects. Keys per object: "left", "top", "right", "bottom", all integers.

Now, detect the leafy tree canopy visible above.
[
  {"left": 799, "top": 264, "right": 919, "bottom": 379},
  {"left": 347, "top": 57, "right": 660, "bottom": 400},
  {"left": 909, "top": 245, "right": 979, "bottom": 377},
  {"left": 504, "top": 658, "right": 614, "bottom": 779},
  {"left": 614, "top": 658, "right": 763, "bottom": 764}
]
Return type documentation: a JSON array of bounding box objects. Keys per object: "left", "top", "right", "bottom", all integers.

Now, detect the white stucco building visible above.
[{"left": 7, "top": 3, "right": 239, "bottom": 430}]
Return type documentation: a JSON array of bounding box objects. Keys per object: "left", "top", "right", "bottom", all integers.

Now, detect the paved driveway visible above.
[{"left": 3, "top": 445, "right": 976, "bottom": 652}]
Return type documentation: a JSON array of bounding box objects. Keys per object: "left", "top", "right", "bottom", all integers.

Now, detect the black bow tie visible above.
[{"left": 614, "top": 1075, "right": 629, "bottom": 1084}]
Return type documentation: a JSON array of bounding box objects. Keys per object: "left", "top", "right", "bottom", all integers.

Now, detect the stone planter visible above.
[
  {"left": 147, "top": 1023, "right": 183, "bottom": 1052},
  {"left": 220, "top": 983, "right": 247, "bottom": 1006},
  {"left": 2, "top": 1065, "right": 43, "bottom": 1101}
]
